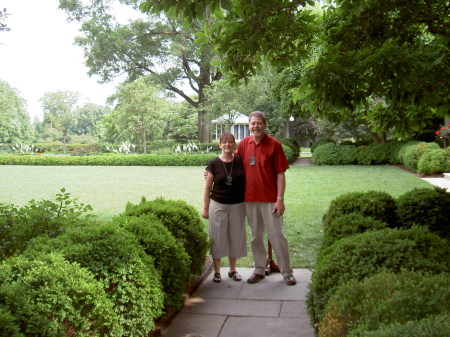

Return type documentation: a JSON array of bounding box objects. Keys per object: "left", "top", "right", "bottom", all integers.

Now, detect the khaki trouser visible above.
[
  {"left": 209, "top": 199, "right": 247, "bottom": 259},
  {"left": 245, "top": 202, "right": 293, "bottom": 277}
]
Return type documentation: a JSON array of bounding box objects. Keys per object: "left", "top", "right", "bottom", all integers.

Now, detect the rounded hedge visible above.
[
  {"left": 307, "top": 226, "right": 449, "bottom": 326},
  {"left": 318, "top": 271, "right": 449, "bottom": 337},
  {"left": 0, "top": 253, "right": 121, "bottom": 337},
  {"left": 356, "top": 143, "right": 391, "bottom": 165},
  {"left": 322, "top": 214, "right": 388, "bottom": 249},
  {"left": 403, "top": 142, "right": 440, "bottom": 171},
  {"left": 123, "top": 197, "right": 209, "bottom": 277},
  {"left": 348, "top": 313, "right": 450, "bottom": 337},
  {"left": 417, "top": 148, "right": 447, "bottom": 174},
  {"left": 312, "top": 143, "right": 358, "bottom": 165},
  {"left": 23, "top": 224, "right": 164, "bottom": 336},
  {"left": 311, "top": 139, "right": 334, "bottom": 153},
  {"left": 115, "top": 214, "right": 191, "bottom": 310},
  {"left": 322, "top": 190, "right": 397, "bottom": 229},
  {"left": 396, "top": 187, "right": 450, "bottom": 239}
]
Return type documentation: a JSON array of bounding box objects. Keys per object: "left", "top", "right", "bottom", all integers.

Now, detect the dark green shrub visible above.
[
  {"left": 0, "top": 306, "right": 23, "bottom": 337},
  {"left": 312, "top": 143, "right": 357, "bottom": 165},
  {"left": 395, "top": 187, "right": 450, "bottom": 239},
  {"left": 279, "top": 138, "right": 300, "bottom": 162},
  {"left": 282, "top": 144, "right": 297, "bottom": 163},
  {"left": 322, "top": 190, "right": 397, "bottom": 229},
  {"left": 0, "top": 253, "right": 121, "bottom": 337},
  {"left": 70, "top": 144, "right": 102, "bottom": 156},
  {"left": 307, "top": 226, "right": 449, "bottom": 326},
  {"left": 348, "top": 313, "right": 450, "bottom": 337},
  {"left": 403, "top": 142, "right": 440, "bottom": 171},
  {"left": 115, "top": 214, "right": 191, "bottom": 310},
  {"left": 0, "top": 188, "right": 93, "bottom": 259},
  {"left": 417, "top": 148, "right": 447, "bottom": 174},
  {"left": 23, "top": 224, "right": 164, "bottom": 336},
  {"left": 123, "top": 197, "right": 209, "bottom": 277},
  {"left": 322, "top": 214, "right": 387, "bottom": 249},
  {"left": 397, "top": 141, "right": 421, "bottom": 165},
  {"left": 318, "top": 271, "right": 449, "bottom": 337},
  {"left": 356, "top": 143, "right": 392, "bottom": 165},
  {"left": 311, "top": 139, "right": 334, "bottom": 153}
]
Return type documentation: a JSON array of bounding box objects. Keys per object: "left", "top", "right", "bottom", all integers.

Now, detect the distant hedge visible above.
[
  {"left": 311, "top": 140, "right": 449, "bottom": 174},
  {"left": 0, "top": 154, "right": 216, "bottom": 166}
]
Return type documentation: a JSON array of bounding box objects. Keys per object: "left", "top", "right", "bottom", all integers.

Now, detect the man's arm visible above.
[{"left": 272, "top": 172, "right": 286, "bottom": 216}]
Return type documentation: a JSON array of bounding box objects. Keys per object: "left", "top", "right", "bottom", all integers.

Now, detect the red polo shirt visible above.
[{"left": 236, "top": 134, "right": 289, "bottom": 202}]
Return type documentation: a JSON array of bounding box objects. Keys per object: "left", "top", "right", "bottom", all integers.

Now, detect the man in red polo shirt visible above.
[{"left": 236, "top": 111, "right": 296, "bottom": 285}]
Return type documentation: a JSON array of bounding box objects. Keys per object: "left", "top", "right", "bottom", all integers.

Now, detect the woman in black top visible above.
[{"left": 202, "top": 132, "right": 246, "bottom": 282}]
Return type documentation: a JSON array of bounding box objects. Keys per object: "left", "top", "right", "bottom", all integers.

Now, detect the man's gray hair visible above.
[{"left": 249, "top": 111, "right": 267, "bottom": 123}]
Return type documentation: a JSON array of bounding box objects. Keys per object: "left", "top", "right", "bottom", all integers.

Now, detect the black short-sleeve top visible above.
[{"left": 206, "top": 155, "right": 245, "bottom": 204}]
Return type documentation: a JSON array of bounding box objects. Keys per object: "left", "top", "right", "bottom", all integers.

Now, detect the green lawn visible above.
[{"left": 0, "top": 165, "right": 433, "bottom": 268}]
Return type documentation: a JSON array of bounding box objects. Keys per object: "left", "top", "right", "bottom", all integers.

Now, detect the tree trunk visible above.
[
  {"left": 143, "top": 132, "right": 147, "bottom": 154},
  {"left": 197, "top": 110, "right": 211, "bottom": 143}
]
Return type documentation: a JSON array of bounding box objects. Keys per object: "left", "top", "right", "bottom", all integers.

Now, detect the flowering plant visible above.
[{"left": 435, "top": 125, "right": 450, "bottom": 147}]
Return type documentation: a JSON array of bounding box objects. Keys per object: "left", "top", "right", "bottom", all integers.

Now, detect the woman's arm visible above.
[{"left": 202, "top": 171, "right": 214, "bottom": 219}]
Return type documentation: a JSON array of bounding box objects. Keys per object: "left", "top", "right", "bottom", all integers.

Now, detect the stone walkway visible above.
[{"left": 161, "top": 268, "right": 314, "bottom": 337}]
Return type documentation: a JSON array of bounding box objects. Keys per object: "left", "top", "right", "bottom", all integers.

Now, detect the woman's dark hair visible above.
[{"left": 220, "top": 132, "right": 236, "bottom": 143}]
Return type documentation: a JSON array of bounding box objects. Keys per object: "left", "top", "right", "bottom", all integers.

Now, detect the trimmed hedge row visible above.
[
  {"left": 311, "top": 140, "right": 450, "bottom": 174},
  {"left": 308, "top": 188, "right": 450, "bottom": 336},
  {"left": 0, "top": 154, "right": 217, "bottom": 166},
  {"left": 0, "top": 192, "right": 209, "bottom": 336}
]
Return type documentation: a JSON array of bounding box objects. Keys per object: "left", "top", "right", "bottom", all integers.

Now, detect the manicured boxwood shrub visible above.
[
  {"left": 311, "top": 139, "right": 334, "bottom": 153},
  {"left": 279, "top": 138, "right": 300, "bottom": 162},
  {"left": 123, "top": 197, "right": 209, "bottom": 277},
  {"left": 322, "top": 214, "right": 388, "bottom": 249},
  {"left": 307, "top": 226, "right": 449, "bottom": 326},
  {"left": 396, "top": 140, "right": 421, "bottom": 165},
  {"left": 0, "top": 253, "right": 122, "bottom": 337},
  {"left": 322, "top": 190, "right": 397, "bottom": 229},
  {"left": 115, "top": 214, "right": 191, "bottom": 310},
  {"left": 395, "top": 187, "right": 450, "bottom": 239},
  {"left": 0, "top": 188, "right": 93, "bottom": 259},
  {"left": 317, "top": 271, "right": 449, "bottom": 337},
  {"left": 0, "top": 306, "right": 23, "bottom": 337},
  {"left": 23, "top": 224, "right": 164, "bottom": 336},
  {"left": 0, "top": 154, "right": 217, "bottom": 166},
  {"left": 417, "top": 148, "right": 448, "bottom": 174},
  {"left": 403, "top": 142, "right": 440, "bottom": 171},
  {"left": 356, "top": 143, "right": 391, "bottom": 165},
  {"left": 348, "top": 313, "right": 450, "bottom": 337},
  {"left": 312, "top": 143, "right": 357, "bottom": 165}
]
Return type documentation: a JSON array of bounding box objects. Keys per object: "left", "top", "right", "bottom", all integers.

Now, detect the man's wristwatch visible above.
[{"left": 277, "top": 196, "right": 284, "bottom": 201}]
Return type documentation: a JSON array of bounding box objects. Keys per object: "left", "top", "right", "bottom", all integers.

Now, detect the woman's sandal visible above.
[
  {"left": 213, "top": 272, "right": 221, "bottom": 283},
  {"left": 228, "top": 271, "right": 242, "bottom": 281}
]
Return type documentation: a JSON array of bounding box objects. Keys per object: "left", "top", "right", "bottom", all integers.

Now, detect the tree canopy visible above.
[
  {"left": 59, "top": 0, "right": 223, "bottom": 142},
  {"left": 140, "top": 0, "right": 449, "bottom": 140}
]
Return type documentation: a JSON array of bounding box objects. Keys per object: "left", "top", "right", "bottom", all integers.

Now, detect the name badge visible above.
[{"left": 250, "top": 156, "right": 256, "bottom": 165}]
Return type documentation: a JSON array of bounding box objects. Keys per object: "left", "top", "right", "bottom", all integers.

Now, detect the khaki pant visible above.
[
  {"left": 209, "top": 199, "right": 247, "bottom": 259},
  {"left": 245, "top": 202, "right": 293, "bottom": 277}
]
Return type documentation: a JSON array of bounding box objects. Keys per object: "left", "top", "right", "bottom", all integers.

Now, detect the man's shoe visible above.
[
  {"left": 247, "top": 273, "right": 265, "bottom": 284},
  {"left": 284, "top": 274, "right": 297, "bottom": 285}
]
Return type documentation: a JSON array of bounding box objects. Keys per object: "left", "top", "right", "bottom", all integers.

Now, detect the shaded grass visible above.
[{"left": 0, "top": 165, "right": 433, "bottom": 268}]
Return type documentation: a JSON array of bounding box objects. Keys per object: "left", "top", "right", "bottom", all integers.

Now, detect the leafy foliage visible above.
[
  {"left": 395, "top": 187, "right": 450, "bottom": 239},
  {"left": 312, "top": 142, "right": 358, "bottom": 165},
  {"left": 307, "top": 226, "right": 449, "bottom": 326},
  {"left": 0, "top": 253, "right": 121, "bottom": 337},
  {"left": 23, "top": 224, "right": 164, "bottom": 336},
  {"left": 322, "top": 214, "right": 387, "bottom": 250},
  {"left": 0, "top": 188, "right": 93, "bottom": 259},
  {"left": 348, "top": 313, "right": 450, "bottom": 337},
  {"left": 115, "top": 214, "right": 191, "bottom": 310},
  {"left": 318, "top": 271, "right": 450, "bottom": 337},
  {"left": 322, "top": 190, "right": 397, "bottom": 228},
  {"left": 123, "top": 197, "right": 209, "bottom": 277},
  {"left": 417, "top": 148, "right": 448, "bottom": 174}
]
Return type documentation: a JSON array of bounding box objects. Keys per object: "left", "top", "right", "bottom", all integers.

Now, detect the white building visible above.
[{"left": 211, "top": 111, "right": 250, "bottom": 141}]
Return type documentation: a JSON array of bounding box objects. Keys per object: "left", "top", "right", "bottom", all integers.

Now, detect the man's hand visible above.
[{"left": 272, "top": 200, "right": 285, "bottom": 216}]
